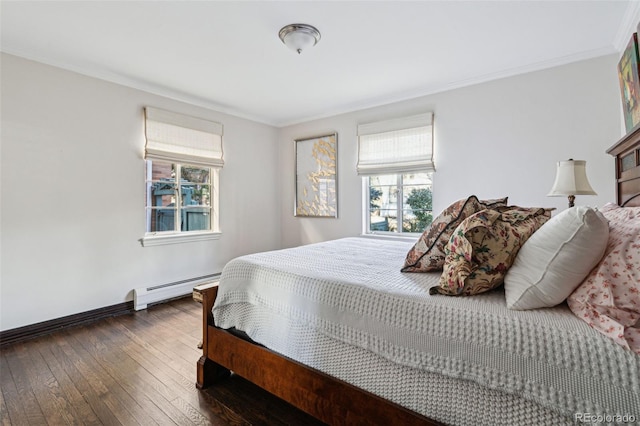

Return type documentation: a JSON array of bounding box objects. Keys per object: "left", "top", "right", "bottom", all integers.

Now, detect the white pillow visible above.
[{"left": 504, "top": 206, "right": 609, "bottom": 310}]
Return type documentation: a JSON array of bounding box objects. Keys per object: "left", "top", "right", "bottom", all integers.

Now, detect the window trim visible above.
[
  {"left": 140, "top": 230, "right": 221, "bottom": 247},
  {"left": 359, "top": 232, "right": 419, "bottom": 242},
  {"left": 141, "top": 160, "right": 221, "bottom": 246}
]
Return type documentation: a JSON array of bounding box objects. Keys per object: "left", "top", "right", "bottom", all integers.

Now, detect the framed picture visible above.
[
  {"left": 295, "top": 133, "right": 337, "bottom": 217},
  {"left": 618, "top": 33, "right": 640, "bottom": 132}
]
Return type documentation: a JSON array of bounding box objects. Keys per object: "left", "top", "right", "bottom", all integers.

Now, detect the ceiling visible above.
[{"left": 1, "top": 1, "right": 637, "bottom": 127}]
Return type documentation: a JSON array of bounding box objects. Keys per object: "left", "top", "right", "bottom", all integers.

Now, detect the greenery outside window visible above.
[{"left": 367, "top": 172, "right": 432, "bottom": 234}]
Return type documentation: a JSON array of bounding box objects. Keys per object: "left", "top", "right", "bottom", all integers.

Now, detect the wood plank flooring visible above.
[{"left": 0, "top": 297, "right": 326, "bottom": 425}]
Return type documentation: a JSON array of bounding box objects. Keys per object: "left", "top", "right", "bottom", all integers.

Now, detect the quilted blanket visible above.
[{"left": 213, "top": 237, "right": 640, "bottom": 422}]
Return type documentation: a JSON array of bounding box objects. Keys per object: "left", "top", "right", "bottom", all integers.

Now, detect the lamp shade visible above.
[{"left": 548, "top": 160, "right": 596, "bottom": 196}]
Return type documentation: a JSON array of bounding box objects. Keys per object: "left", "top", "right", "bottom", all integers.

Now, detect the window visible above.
[
  {"left": 142, "top": 107, "right": 223, "bottom": 245},
  {"left": 145, "top": 161, "right": 218, "bottom": 233},
  {"left": 367, "top": 173, "right": 432, "bottom": 233},
  {"left": 357, "top": 113, "right": 434, "bottom": 235}
]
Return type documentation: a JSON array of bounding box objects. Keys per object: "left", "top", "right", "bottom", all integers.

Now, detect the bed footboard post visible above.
[
  {"left": 197, "top": 355, "right": 230, "bottom": 389},
  {"left": 194, "top": 282, "right": 230, "bottom": 389}
]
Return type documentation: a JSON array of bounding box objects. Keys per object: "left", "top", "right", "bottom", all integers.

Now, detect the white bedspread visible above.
[{"left": 213, "top": 237, "right": 640, "bottom": 422}]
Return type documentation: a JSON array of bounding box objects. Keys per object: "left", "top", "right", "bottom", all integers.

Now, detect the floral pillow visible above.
[
  {"left": 402, "top": 196, "right": 507, "bottom": 272},
  {"left": 431, "top": 207, "right": 550, "bottom": 296},
  {"left": 567, "top": 203, "right": 640, "bottom": 354}
]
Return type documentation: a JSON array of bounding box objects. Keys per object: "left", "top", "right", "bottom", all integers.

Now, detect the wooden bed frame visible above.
[
  {"left": 195, "top": 131, "right": 640, "bottom": 425},
  {"left": 194, "top": 282, "right": 439, "bottom": 425}
]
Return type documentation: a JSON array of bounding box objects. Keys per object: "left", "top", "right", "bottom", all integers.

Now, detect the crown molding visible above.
[
  {"left": 613, "top": 1, "right": 640, "bottom": 52},
  {"left": 275, "top": 47, "right": 616, "bottom": 127},
  {"left": 3, "top": 44, "right": 618, "bottom": 130},
  {"left": 0, "top": 48, "right": 278, "bottom": 127}
]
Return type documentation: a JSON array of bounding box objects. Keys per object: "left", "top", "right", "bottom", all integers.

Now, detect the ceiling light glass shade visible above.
[
  {"left": 548, "top": 159, "right": 596, "bottom": 207},
  {"left": 279, "top": 24, "right": 321, "bottom": 54}
]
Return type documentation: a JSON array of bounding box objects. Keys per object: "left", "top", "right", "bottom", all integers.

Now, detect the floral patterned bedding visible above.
[{"left": 567, "top": 203, "right": 640, "bottom": 354}]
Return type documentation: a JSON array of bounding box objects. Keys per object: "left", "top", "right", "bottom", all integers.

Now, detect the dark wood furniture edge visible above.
[
  {"left": 607, "top": 128, "right": 640, "bottom": 207},
  {"left": 195, "top": 283, "right": 442, "bottom": 425},
  {"left": 607, "top": 125, "right": 640, "bottom": 156},
  {"left": 194, "top": 282, "right": 231, "bottom": 389}
]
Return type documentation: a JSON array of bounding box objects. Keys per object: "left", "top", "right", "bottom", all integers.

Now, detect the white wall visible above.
[
  {"left": 278, "top": 55, "right": 622, "bottom": 248},
  {"left": 0, "top": 52, "right": 625, "bottom": 330},
  {"left": 0, "top": 53, "right": 282, "bottom": 331}
]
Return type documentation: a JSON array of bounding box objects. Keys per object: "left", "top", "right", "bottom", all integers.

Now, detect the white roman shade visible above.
[
  {"left": 144, "top": 107, "right": 224, "bottom": 168},
  {"left": 357, "top": 113, "right": 434, "bottom": 175}
]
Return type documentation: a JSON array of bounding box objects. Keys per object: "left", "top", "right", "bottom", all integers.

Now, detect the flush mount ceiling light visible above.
[{"left": 278, "top": 23, "right": 321, "bottom": 54}]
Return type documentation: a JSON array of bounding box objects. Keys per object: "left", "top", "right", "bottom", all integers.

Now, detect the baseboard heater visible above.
[{"left": 134, "top": 273, "right": 221, "bottom": 311}]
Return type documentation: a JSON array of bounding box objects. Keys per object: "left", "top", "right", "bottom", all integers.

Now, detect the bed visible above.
[{"left": 196, "top": 130, "right": 640, "bottom": 425}]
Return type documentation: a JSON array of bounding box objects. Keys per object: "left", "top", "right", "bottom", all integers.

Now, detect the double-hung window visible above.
[
  {"left": 142, "top": 107, "right": 223, "bottom": 246},
  {"left": 357, "top": 113, "right": 434, "bottom": 235}
]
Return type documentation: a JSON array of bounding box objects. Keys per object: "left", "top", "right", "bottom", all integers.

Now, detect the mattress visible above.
[{"left": 213, "top": 237, "right": 640, "bottom": 425}]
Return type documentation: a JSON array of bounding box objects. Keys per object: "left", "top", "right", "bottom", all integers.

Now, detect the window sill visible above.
[
  {"left": 140, "top": 231, "right": 221, "bottom": 247},
  {"left": 359, "top": 233, "right": 419, "bottom": 243}
]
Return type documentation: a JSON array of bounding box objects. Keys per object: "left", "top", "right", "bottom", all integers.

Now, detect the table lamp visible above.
[{"left": 548, "top": 159, "right": 597, "bottom": 208}]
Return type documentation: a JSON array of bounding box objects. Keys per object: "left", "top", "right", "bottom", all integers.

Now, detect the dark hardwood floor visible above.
[{"left": 0, "top": 297, "right": 326, "bottom": 425}]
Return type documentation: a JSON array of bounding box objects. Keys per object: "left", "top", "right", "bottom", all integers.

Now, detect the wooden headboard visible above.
[{"left": 607, "top": 126, "right": 640, "bottom": 207}]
